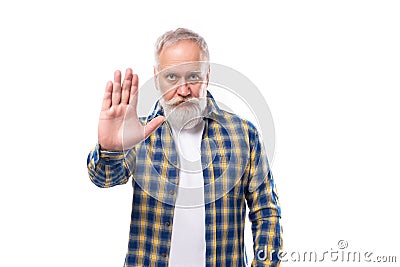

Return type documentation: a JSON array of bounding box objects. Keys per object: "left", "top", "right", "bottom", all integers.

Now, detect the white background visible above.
[{"left": 1, "top": 1, "right": 399, "bottom": 266}]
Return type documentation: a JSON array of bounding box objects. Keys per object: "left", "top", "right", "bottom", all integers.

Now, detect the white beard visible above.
[{"left": 160, "top": 96, "right": 207, "bottom": 130}]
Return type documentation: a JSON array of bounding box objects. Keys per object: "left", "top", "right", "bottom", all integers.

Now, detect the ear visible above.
[
  {"left": 205, "top": 65, "right": 210, "bottom": 88},
  {"left": 153, "top": 66, "right": 159, "bottom": 90}
]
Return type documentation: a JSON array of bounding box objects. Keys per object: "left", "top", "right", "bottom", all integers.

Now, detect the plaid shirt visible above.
[{"left": 87, "top": 91, "right": 282, "bottom": 267}]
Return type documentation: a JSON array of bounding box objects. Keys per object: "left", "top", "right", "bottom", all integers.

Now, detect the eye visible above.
[
  {"left": 189, "top": 73, "right": 200, "bottom": 80},
  {"left": 166, "top": 74, "right": 176, "bottom": 80}
]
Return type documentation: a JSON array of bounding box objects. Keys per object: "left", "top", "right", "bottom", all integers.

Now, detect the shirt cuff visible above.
[{"left": 94, "top": 143, "right": 125, "bottom": 165}]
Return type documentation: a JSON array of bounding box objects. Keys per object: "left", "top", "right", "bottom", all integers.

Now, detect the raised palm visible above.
[{"left": 98, "top": 68, "right": 165, "bottom": 151}]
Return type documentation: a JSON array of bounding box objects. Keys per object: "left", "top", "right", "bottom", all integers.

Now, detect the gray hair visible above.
[{"left": 154, "top": 28, "right": 209, "bottom": 67}]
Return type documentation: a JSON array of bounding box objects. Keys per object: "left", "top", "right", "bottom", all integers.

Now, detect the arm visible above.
[
  {"left": 245, "top": 128, "right": 283, "bottom": 267},
  {"left": 87, "top": 68, "right": 164, "bottom": 187}
]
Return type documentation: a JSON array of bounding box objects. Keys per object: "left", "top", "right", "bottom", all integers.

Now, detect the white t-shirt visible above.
[{"left": 168, "top": 121, "right": 206, "bottom": 267}]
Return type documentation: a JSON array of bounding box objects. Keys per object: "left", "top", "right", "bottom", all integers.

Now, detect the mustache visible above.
[{"left": 163, "top": 96, "right": 198, "bottom": 106}]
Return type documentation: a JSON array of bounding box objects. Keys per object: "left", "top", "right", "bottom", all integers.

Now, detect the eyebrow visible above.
[{"left": 163, "top": 70, "right": 203, "bottom": 75}]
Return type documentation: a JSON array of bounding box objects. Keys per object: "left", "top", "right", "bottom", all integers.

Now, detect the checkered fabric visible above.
[{"left": 87, "top": 91, "right": 282, "bottom": 267}]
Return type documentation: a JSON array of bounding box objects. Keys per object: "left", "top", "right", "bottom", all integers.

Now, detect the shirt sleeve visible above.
[
  {"left": 87, "top": 143, "right": 136, "bottom": 188},
  {"left": 245, "top": 127, "right": 283, "bottom": 267}
]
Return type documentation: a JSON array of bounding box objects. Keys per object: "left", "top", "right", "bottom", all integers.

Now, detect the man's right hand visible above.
[{"left": 98, "top": 68, "right": 165, "bottom": 151}]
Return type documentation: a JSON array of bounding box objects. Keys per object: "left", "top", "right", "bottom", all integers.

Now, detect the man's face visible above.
[
  {"left": 155, "top": 39, "right": 209, "bottom": 100},
  {"left": 154, "top": 40, "right": 209, "bottom": 129}
]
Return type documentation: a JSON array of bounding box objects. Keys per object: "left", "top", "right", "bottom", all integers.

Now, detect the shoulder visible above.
[{"left": 217, "top": 109, "right": 259, "bottom": 138}]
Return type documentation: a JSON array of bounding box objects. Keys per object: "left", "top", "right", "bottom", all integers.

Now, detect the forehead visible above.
[
  {"left": 158, "top": 40, "right": 203, "bottom": 71},
  {"left": 159, "top": 61, "right": 208, "bottom": 75}
]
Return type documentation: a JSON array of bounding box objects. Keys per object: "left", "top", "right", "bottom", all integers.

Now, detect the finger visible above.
[
  {"left": 112, "top": 70, "right": 122, "bottom": 106},
  {"left": 144, "top": 116, "right": 165, "bottom": 139},
  {"left": 121, "top": 68, "right": 133, "bottom": 104},
  {"left": 101, "top": 81, "right": 113, "bottom": 110},
  {"left": 128, "top": 74, "right": 139, "bottom": 107}
]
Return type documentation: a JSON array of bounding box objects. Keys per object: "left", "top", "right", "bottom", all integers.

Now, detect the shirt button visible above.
[
  {"left": 165, "top": 221, "right": 170, "bottom": 227},
  {"left": 162, "top": 252, "right": 167, "bottom": 257}
]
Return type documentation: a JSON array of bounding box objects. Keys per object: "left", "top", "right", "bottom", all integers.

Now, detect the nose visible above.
[{"left": 176, "top": 83, "right": 191, "bottom": 97}]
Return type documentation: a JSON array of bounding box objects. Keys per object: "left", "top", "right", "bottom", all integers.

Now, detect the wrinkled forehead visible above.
[{"left": 156, "top": 61, "right": 209, "bottom": 75}]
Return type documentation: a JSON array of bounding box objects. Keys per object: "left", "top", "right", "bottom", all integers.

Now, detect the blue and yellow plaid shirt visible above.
[{"left": 87, "top": 91, "right": 282, "bottom": 267}]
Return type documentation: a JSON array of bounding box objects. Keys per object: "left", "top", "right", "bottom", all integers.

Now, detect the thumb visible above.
[{"left": 144, "top": 116, "right": 165, "bottom": 139}]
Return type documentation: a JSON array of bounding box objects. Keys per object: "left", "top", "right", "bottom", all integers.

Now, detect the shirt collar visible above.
[{"left": 146, "top": 90, "right": 224, "bottom": 122}]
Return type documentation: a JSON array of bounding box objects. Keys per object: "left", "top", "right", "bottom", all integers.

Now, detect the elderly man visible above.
[{"left": 87, "top": 28, "right": 282, "bottom": 267}]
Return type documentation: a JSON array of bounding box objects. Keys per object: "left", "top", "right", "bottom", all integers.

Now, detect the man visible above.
[{"left": 87, "top": 28, "right": 282, "bottom": 267}]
